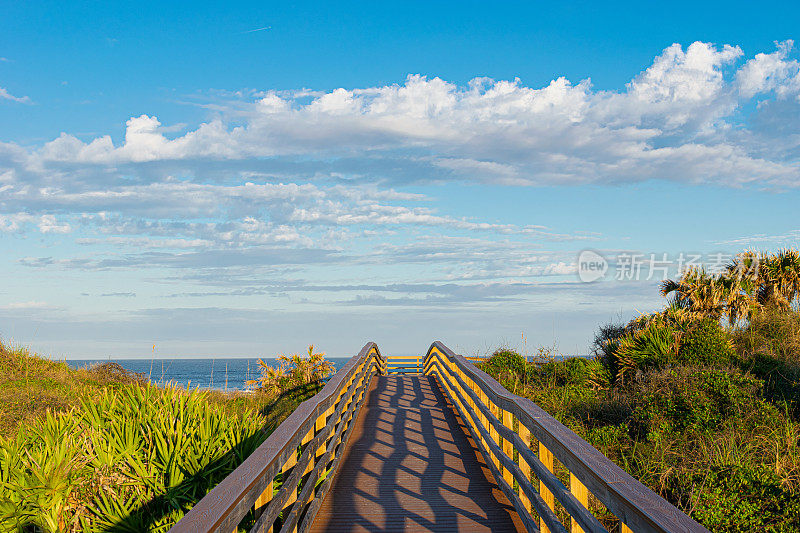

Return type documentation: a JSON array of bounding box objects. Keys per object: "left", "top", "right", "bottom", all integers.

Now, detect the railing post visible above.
[
  {"left": 301, "top": 427, "right": 314, "bottom": 500},
  {"left": 314, "top": 408, "right": 327, "bottom": 472},
  {"left": 570, "top": 473, "right": 589, "bottom": 533},
  {"left": 489, "top": 400, "right": 501, "bottom": 469},
  {"left": 539, "top": 442, "right": 555, "bottom": 533},
  {"left": 502, "top": 409, "right": 514, "bottom": 487},
  {"left": 254, "top": 478, "right": 273, "bottom": 533},
  {"left": 282, "top": 450, "right": 298, "bottom": 533},
  {"left": 466, "top": 374, "right": 489, "bottom": 453},
  {"left": 463, "top": 372, "right": 477, "bottom": 440},
  {"left": 517, "top": 422, "right": 532, "bottom": 515},
  {"left": 482, "top": 383, "right": 497, "bottom": 464}
]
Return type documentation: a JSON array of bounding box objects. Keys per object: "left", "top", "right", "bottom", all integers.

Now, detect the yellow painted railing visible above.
[
  {"left": 170, "top": 342, "right": 385, "bottom": 533},
  {"left": 385, "top": 354, "right": 422, "bottom": 374},
  {"left": 423, "top": 341, "right": 708, "bottom": 533}
]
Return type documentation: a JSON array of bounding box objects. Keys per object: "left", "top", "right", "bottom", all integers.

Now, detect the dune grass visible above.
[
  {"left": 0, "top": 340, "right": 321, "bottom": 532},
  {"left": 0, "top": 344, "right": 143, "bottom": 439}
]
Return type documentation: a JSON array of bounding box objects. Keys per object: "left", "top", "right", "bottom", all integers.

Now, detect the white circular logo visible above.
[{"left": 577, "top": 250, "right": 608, "bottom": 283}]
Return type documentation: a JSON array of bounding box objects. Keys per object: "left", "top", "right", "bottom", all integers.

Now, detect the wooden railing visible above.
[
  {"left": 385, "top": 354, "right": 422, "bottom": 374},
  {"left": 169, "top": 342, "right": 385, "bottom": 533},
  {"left": 171, "top": 340, "right": 708, "bottom": 533},
  {"left": 423, "top": 341, "right": 708, "bottom": 533}
]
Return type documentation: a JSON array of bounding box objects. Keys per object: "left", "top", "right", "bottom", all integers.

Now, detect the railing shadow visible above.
[
  {"left": 259, "top": 381, "right": 324, "bottom": 430},
  {"left": 101, "top": 430, "right": 267, "bottom": 532},
  {"left": 311, "top": 374, "right": 522, "bottom": 532},
  {"left": 100, "top": 383, "right": 321, "bottom": 532}
]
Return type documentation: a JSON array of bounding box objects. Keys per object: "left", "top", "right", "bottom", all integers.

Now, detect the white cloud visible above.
[
  {"left": 0, "top": 301, "right": 52, "bottom": 309},
  {"left": 38, "top": 215, "right": 71, "bottom": 234},
  {"left": 628, "top": 42, "right": 741, "bottom": 104},
  {"left": 714, "top": 229, "right": 800, "bottom": 246},
  {"left": 0, "top": 87, "right": 31, "bottom": 104},
  {"left": 2, "top": 40, "right": 800, "bottom": 313},
  {"left": 0, "top": 213, "right": 35, "bottom": 232},
  {"left": 737, "top": 40, "right": 800, "bottom": 99},
  {"left": 0, "top": 41, "right": 792, "bottom": 189}
]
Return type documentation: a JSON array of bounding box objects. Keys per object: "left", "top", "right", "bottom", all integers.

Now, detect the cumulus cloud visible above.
[
  {"left": 3, "top": 41, "right": 798, "bottom": 189},
  {"left": 737, "top": 40, "right": 800, "bottom": 99}
]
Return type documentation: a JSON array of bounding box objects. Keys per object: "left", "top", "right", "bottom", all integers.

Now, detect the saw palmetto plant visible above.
[{"left": 0, "top": 385, "right": 268, "bottom": 532}]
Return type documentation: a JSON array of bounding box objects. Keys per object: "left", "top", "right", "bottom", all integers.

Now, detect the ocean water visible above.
[{"left": 67, "top": 357, "right": 353, "bottom": 391}]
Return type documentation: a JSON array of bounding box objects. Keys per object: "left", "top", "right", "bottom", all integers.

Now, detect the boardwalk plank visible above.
[{"left": 309, "top": 375, "right": 525, "bottom": 533}]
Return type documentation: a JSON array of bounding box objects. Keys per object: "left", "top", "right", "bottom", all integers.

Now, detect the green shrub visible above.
[
  {"left": 483, "top": 348, "right": 527, "bottom": 378},
  {"left": 679, "top": 318, "right": 734, "bottom": 366},
  {"left": 249, "top": 345, "right": 335, "bottom": 394},
  {"left": 733, "top": 308, "right": 800, "bottom": 411},
  {"left": 630, "top": 367, "right": 771, "bottom": 437},
  {"left": 586, "top": 423, "right": 630, "bottom": 448},
  {"left": 593, "top": 315, "right": 734, "bottom": 386},
  {"left": 692, "top": 465, "right": 800, "bottom": 531},
  {"left": 613, "top": 319, "right": 679, "bottom": 383},
  {"left": 530, "top": 357, "right": 594, "bottom": 387},
  {"left": 591, "top": 322, "right": 629, "bottom": 385}
]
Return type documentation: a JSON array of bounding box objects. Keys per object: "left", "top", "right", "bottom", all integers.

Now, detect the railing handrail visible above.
[
  {"left": 170, "top": 342, "right": 385, "bottom": 533},
  {"left": 424, "top": 340, "right": 708, "bottom": 533}
]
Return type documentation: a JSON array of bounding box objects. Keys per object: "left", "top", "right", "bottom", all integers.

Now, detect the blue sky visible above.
[{"left": 1, "top": 1, "right": 800, "bottom": 359}]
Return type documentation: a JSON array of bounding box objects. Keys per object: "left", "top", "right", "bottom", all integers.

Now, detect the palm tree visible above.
[
  {"left": 759, "top": 248, "right": 800, "bottom": 309},
  {"left": 660, "top": 267, "right": 728, "bottom": 320},
  {"left": 661, "top": 253, "right": 776, "bottom": 326},
  {"left": 724, "top": 250, "right": 762, "bottom": 322}
]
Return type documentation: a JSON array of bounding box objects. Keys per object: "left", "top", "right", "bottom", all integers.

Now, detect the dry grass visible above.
[
  {"left": 0, "top": 340, "right": 314, "bottom": 439},
  {"left": 0, "top": 343, "right": 144, "bottom": 438}
]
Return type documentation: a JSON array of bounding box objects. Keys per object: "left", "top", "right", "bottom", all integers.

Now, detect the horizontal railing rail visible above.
[
  {"left": 423, "top": 341, "right": 709, "bottom": 533},
  {"left": 385, "top": 355, "right": 422, "bottom": 374},
  {"left": 169, "top": 342, "right": 385, "bottom": 533}
]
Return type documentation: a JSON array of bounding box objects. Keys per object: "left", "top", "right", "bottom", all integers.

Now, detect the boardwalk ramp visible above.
[{"left": 170, "top": 342, "right": 708, "bottom": 533}]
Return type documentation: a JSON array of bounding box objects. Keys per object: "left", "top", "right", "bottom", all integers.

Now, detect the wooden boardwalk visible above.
[
  {"left": 171, "top": 342, "right": 707, "bottom": 533},
  {"left": 310, "top": 374, "right": 524, "bottom": 533}
]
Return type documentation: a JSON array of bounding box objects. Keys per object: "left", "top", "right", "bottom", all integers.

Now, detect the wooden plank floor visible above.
[{"left": 310, "top": 374, "right": 525, "bottom": 533}]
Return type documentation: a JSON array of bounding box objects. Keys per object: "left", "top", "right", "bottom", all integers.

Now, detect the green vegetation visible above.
[
  {"left": 480, "top": 249, "right": 800, "bottom": 532},
  {"left": 0, "top": 342, "right": 324, "bottom": 532},
  {"left": 247, "top": 345, "right": 335, "bottom": 394}
]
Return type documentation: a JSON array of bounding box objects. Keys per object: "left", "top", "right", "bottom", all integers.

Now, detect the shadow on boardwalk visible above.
[{"left": 310, "top": 374, "right": 524, "bottom": 533}]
